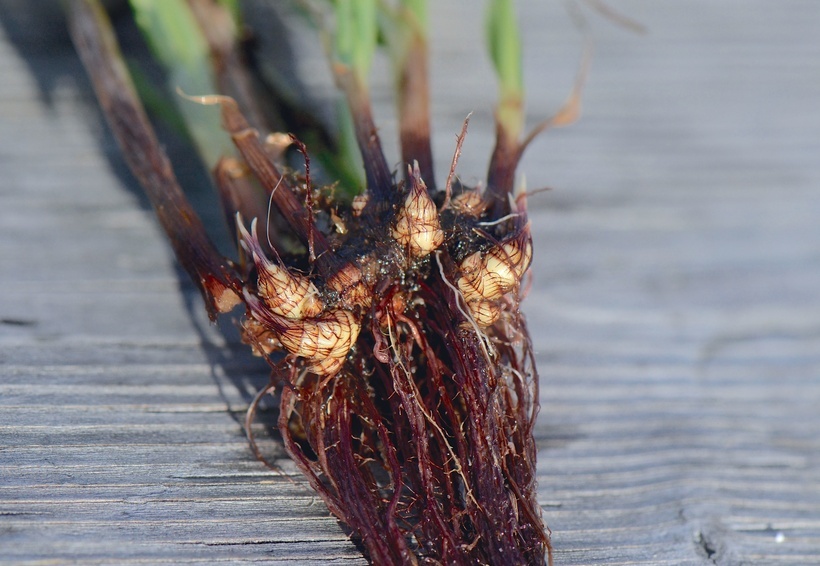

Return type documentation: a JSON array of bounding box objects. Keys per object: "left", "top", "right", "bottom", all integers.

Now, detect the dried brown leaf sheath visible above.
[{"left": 68, "top": 1, "right": 552, "bottom": 563}]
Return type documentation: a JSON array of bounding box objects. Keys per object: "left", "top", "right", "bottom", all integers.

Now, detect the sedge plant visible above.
[{"left": 67, "top": 0, "right": 584, "bottom": 563}]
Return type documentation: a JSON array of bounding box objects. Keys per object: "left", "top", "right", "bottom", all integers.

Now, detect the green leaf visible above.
[
  {"left": 126, "top": 58, "right": 190, "bottom": 139},
  {"left": 334, "top": 0, "right": 378, "bottom": 83},
  {"left": 399, "top": 0, "right": 427, "bottom": 32},
  {"left": 380, "top": 0, "right": 427, "bottom": 59},
  {"left": 485, "top": 0, "right": 524, "bottom": 137},
  {"left": 129, "top": 0, "right": 233, "bottom": 168}
]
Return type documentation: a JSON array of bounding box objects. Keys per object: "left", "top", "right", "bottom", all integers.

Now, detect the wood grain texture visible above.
[{"left": 2, "top": 1, "right": 819, "bottom": 564}]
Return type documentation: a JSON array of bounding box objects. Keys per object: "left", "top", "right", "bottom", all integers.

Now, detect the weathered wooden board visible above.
[{"left": 2, "top": 0, "right": 819, "bottom": 564}]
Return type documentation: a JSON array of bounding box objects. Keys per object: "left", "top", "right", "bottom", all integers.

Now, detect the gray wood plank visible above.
[{"left": 2, "top": 0, "right": 819, "bottom": 564}]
